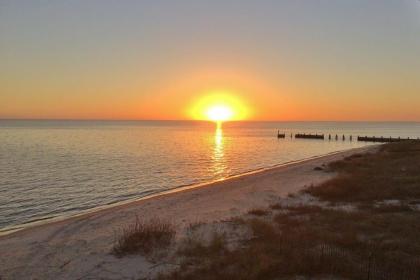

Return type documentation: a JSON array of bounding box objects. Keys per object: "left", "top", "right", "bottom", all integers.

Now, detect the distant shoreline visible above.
[{"left": 1, "top": 119, "right": 420, "bottom": 123}]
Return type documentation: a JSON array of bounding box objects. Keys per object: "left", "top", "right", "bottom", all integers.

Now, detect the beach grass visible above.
[
  {"left": 158, "top": 141, "right": 420, "bottom": 279},
  {"left": 306, "top": 140, "right": 420, "bottom": 203},
  {"left": 112, "top": 217, "right": 175, "bottom": 257},
  {"left": 247, "top": 208, "right": 271, "bottom": 216}
]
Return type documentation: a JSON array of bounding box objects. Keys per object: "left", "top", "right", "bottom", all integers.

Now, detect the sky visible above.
[{"left": 1, "top": 0, "right": 420, "bottom": 121}]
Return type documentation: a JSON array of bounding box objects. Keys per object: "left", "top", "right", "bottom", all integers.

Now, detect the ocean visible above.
[{"left": 1, "top": 120, "right": 419, "bottom": 232}]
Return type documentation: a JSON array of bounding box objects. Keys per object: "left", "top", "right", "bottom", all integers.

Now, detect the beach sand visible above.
[{"left": 0, "top": 146, "right": 375, "bottom": 279}]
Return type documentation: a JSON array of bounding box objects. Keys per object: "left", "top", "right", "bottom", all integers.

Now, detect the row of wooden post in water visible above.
[{"left": 277, "top": 131, "right": 418, "bottom": 143}]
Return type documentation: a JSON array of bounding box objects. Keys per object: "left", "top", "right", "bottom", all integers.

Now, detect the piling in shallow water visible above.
[{"left": 295, "top": 133, "right": 325, "bottom": 140}]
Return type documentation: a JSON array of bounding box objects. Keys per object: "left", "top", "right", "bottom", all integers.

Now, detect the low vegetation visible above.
[
  {"left": 247, "top": 208, "right": 271, "bottom": 216},
  {"left": 158, "top": 141, "right": 420, "bottom": 279},
  {"left": 112, "top": 217, "right": 175, "bottom": 257},
  {"left": 177, "top": 231, "right": 228, "bottom": 262},
  {"left": 306, "top": 141, "right": 420, "bottom": 203}
]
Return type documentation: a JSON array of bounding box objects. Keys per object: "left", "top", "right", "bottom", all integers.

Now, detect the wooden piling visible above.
[
  {"left": 295, "top": 133, "right": 324, "bottom": 140},
  {"left": 277, "top": 130, "right": 285, "bottom": 139}
]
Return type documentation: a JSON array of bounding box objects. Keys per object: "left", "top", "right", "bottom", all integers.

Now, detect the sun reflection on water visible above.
[{"left": 211, "top": 122, "right": 227, "bottom": 178}]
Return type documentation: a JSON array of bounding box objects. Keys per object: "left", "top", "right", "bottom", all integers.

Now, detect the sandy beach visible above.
[{"left": 0, "top": 146, "right": 375, "bottom": 280}]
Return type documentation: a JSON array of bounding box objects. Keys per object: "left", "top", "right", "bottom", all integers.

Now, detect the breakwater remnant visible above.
[
  {"left": 277, "top": 131, "right": 285, "bottom": 138},
  {"left": 295, "top": 133, "right": 325, "bottom": 140},
  {"left": 277, "top": 132, "right": 418, "bottom": 143},
  {"left": 357, "top": 136, "right": 413, "bottom": 143}
]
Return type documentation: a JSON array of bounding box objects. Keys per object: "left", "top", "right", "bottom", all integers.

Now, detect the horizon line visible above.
[{"left": 1, "top": 118, "right": 420, "bottom": 123}]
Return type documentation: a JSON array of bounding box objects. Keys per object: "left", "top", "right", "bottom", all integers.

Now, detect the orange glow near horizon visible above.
[{"left": 188, "top": 91, "right": 250, "bottom": 122}]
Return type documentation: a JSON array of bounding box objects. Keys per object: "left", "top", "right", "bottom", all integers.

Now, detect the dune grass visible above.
[
  {"left": 112, "top": 217, "right": 175, "bottom": 257},
  {"left": 159, "top": 141, "right": 420, "bottom": 279},
  {"left": 247, "top": 208, "right": 271, "bottom": 216},
  {"left": 306, "top": 141, "right": 420, "bottom": 203}
]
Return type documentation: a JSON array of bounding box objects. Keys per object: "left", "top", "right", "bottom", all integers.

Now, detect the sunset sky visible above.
[{"left": 1, "top": 0, "right": 420, "bottom": 121}]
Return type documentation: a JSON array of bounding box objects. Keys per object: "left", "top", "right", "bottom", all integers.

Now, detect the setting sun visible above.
[
  {"left": 188, "top": 90, "right": 250, "bottom": 122},
  {"left": 206, "top": 105, "right": 233, "bottom": 122}
]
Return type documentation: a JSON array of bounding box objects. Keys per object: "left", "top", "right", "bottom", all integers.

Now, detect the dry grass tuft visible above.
[
  {"left": 247, "top": 208, "right": 270, "bottom": 216},
  {"left": 112, "top": 217, "right": 175, "bottom": 257},
  {"left": 269, "top": 203, "right": 283, "bottom": 210}
]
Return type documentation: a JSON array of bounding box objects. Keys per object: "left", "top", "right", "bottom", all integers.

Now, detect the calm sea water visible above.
[{"left": 1, "top": 120, "right": 419, "bottom": 232}]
